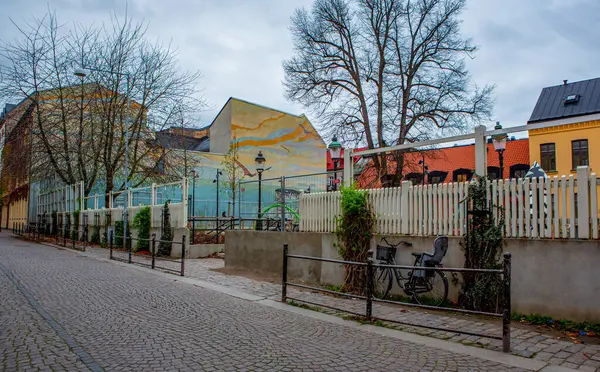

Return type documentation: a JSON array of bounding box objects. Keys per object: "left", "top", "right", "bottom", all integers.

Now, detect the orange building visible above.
[{"left": 354, "top": 138, "right": 530, "bottom": 188}]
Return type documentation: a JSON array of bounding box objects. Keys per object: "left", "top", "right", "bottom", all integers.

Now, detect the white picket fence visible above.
[{"left": 299, "top": 166, "right": 599, "bottom": 240}]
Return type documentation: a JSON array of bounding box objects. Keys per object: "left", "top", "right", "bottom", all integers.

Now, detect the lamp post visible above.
[
  {"left": 328, "top": 136, "right": 342, "bottom": 191},
  {"left": 213, "top": 170, "right": 223, "bottom": 217},
  {"left": 492, "top": 121, "right": 508, "bottom": 180},
  {"left": 418, "top": 156, "right": 429, "bottom": 185},
  {"left": 190, "top": 169, "right": 198, "bottom": 244},
  {"left": 255, "top": 151, "right": 266, "bottom": 230},
  {"left": 74, "top": 66, "right": 132, "bottom": 259},
  {"left": 213, "top": 170, "right": 222, "bottom": 243}
]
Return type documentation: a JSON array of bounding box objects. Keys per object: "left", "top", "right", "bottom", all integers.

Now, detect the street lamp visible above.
[
  {"left": 74, "top": 66, "right": 132, "bottom": 261},
  {"left": 328, "top": 136, "right": 342, "bottom": 191},
  {"left": 255, "top": 151, "right": 266, "bottom": 230},
  {"left": 492, "top": 121, "right": 508, "bottom": 180}
]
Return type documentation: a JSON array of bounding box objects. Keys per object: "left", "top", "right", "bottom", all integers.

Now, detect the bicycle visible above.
[{"left": 374, "top": 236, "right": 449, "bottom": 307}]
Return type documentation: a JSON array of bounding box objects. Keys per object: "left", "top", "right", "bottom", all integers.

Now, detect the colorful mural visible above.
[{"left": 188, "top": 98, "right": 327, "bottom": 218}]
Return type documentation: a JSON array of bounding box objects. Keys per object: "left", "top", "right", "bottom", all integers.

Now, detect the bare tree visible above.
[
  {"left": 0, "top": 10, "right": 204, "bottom": 204},
  {"left": 284, "top": 0, "right": 494, "bottom": 186},
  {"left": 221, "top": 134, "right": 244, "bottom": 216}
]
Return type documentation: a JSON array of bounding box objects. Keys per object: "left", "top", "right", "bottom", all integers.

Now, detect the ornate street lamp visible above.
[
  {"left": 255, "top": 151, "right": 266, "bottom": 230},
  {"left": 492, "top": 121, "right": 508, "bottom": 179},
  {"left": 328, "top": 136, "right": 342, "bottom": 191}
]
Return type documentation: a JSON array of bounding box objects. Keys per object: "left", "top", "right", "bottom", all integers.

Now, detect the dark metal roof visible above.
[
  {"left": 528, "top": 78, "right": 600, "bottom": 123},
  {"left": 154, "top": 132, "right": 210, "bottom": 152}
]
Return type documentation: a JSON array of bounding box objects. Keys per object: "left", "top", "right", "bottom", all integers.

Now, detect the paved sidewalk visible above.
[
  {"left": 82, "top": 246, "right": 600, "bottom": 371},
  {"left": 1, "top": 235, "right": 535, "bottom": 371}
]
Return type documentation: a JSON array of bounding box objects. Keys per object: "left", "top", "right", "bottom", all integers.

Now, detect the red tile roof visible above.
[{"left": 352, "top": 138, "right": 530, "bottom": 187}]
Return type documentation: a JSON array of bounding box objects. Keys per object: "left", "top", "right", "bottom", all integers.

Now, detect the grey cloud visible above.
[{"left": 1, "top": 0, "right": 598, "bottom": 134}]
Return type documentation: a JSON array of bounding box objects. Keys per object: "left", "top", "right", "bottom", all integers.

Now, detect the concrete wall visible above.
[
  {"left": 225, "top": 231, "right": 600, "bottom": 322},
  {"left": 225, "top": 231, "right": 322, "bottom": 283}
]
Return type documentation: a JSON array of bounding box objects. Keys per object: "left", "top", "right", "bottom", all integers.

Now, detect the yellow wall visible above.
[
  {"left": 529, "top": 119, "right": 600, "bottom": 176},
  {"left": 2, "top": 197, "right": 28, "bottom": 229}
]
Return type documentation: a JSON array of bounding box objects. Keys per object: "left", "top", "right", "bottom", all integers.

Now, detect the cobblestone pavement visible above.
[
  {"left": 1, "top": 235, "right": 531, "bottom": 371},
  {"left": 81, "top": 245, "right": 600, "bottom": 371}
]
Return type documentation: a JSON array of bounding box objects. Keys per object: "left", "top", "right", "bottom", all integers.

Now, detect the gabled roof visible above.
[{"left": 528, "top": 78, "right": 600, "bottom": 123}]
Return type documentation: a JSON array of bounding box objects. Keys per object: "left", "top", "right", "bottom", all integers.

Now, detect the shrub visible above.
[
  {"left": 158, "top": 201, "right": 173, "bottom": 256},
  {"left": 334, "top": 185, "right": 375, "bottom": 293},
  {"left": 72, "top": 210, "right": 81, "bottom": 240},
  {"left": 114, "top": 220, "right": 131, "bottom": 249},
  {"left": 132, "top": 206, "right": 151, "bottom": 252}
]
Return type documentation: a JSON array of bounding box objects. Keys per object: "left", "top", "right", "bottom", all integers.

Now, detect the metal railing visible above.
[
  {"left": 109, "top": 231, "right": 186, "bottom": 276},
  {"left": 281, "top": 244, "right": 513, "bottom": 353},
  {"left": 12, "top": 221, "right": 91, "bottom": 252}
]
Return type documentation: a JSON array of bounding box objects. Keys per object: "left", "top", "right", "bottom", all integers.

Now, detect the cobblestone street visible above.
[
  {"left": 0, "top": 234, "right": 539, "bottom": 371},
  {"left": 94, "top": 245, "right": 600, "bottom": 371}
]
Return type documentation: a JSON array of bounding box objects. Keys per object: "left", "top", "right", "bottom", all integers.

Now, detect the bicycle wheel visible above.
[
  {"left": 373, "top": 267, "right": 393, "bottom": 299},
  {"left": 411, "top": 269, "right": 448, "bottom": 307}
]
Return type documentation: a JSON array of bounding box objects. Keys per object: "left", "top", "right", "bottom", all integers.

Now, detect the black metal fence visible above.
[
  {"left": 109, "top": 231, "right": 186, "bottom": 276},
  {"left": 12, "top": 222, "right": 26, "bottom": 236},
  {"left": 53, "top": 224, "right": 89, "bottom": 251},
  {"left": 12, "top": 221, "right": 90, "bottom": 251},
  {"left": 281, "top": 244, "right": 512, "bottom": 353}
]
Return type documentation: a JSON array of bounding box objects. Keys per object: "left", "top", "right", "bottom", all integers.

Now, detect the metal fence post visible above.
[
  {"left": 503, "top": 252, "right": 512, "bottom": 353},
  {"left": 127, "top": 219, "right": 132, "bottom": 264},
  {"left": 280, "top": 176, "right": 286, "bottom": 231},
  {"left": 180, "top": 235, "right": 186, "bottom": 277},
  {"left": 109, "top": 229, "right": 114, "bottom": 260},
  {"left": 151, "top": 233, "right": 156, "bottom": 269},
  {"left": 282, "top": 244, "right": 288, "bottom": 302},
  {"left": 366, "top": 251, "right": 374, "bottom": 321}
]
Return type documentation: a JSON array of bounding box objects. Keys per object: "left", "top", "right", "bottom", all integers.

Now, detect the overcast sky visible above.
[{"left": 2, "top": 0, "right": 599, "bottom": 138}]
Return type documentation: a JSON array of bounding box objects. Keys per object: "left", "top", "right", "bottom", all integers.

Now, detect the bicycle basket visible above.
[{"left": 376, "top": 245, "right": 397, "bottom": 261}]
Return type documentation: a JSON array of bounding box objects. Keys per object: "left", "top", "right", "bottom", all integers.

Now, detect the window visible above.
[
  {"left": 404, "top": 172, "right": 423, "bottom": 186},
  {"left": 453, "top": 169, "right": 473, "bottom": 182},
  {"left": 487, "top": 166, "right": 500, "bottom": 180},
  {"left": 564, "top": 94, "right": 579, "bottom": 105},
  {"left": 428, "top": 171, "right": 448, "bottom": 184},
  {"left": 456, "top": 174, "right": 468, "bottom": 182},
  {"left": 571, "top": 140, "right": 589, "bottom": 169},
  {"left": 510, "top": 164, "right": 529, "bottom": 179},
  {"left": 540, "top": 143, "right": 556, "bottom": 172}
]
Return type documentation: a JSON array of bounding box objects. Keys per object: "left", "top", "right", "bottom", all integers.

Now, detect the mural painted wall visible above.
[
  {"left": 191, "top": 98, "right": 327, "bottom": 219},
  {"left": 227, "top": 98, "right": 326, "bottom": 178}
]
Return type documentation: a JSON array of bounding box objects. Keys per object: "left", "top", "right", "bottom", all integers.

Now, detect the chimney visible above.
[{"left": 563, "top": 80, "right": 568, "bottom": 85}]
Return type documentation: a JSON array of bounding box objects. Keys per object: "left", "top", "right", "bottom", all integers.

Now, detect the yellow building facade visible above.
[
  {"left": 528, "top": 119, "right": 599, "bottom": 176},
  {"left": 527, "top": 78, "right": 600, "bottom": 218}
]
